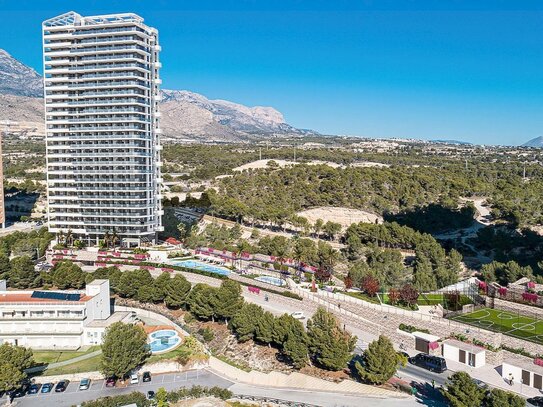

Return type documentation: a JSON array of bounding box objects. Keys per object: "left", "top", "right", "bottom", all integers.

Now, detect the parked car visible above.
[
  {"left": 27, "top": 383, "right": 41, "bottom": 394},
  {"left": 10, "top": 383, "right": 29, "bottom": 398},
  {"left": 528, "top": 396, "right": 543, "bottom": 407},
  {"left": 41, "top": 383, "right": 53, "bottom": 393},
  {"left": 55, "top": 380, "right": 69, "bottom": 392},
  {"left": 142, "top": 371, "right": 152, "bottom": 382},
  {"left": 79, "top": 378, "right": 91, "bottom": 390},
  {"left": 130, "top": 374, "right": 139, "bottom": 385},
  {"left": 105, "top": 377, "right": 116, "bottom": 387},
  {"left": 147, "top": 390, "right": 156, "bottom": 400},
  {"left": 291, "top": 311, "right": 305, "bottom": 319},
  {"left": 408, "top": 353, "right": 447, "bottom": 373}
]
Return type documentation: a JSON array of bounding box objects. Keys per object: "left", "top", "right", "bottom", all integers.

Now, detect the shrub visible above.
[{"left": 399, "top": 323, "right": 429, "bottom": 334}]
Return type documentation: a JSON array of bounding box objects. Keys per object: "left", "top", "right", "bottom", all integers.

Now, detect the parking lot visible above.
[{"left": 6, "top": 369, "right": 233, "bottom": 407}]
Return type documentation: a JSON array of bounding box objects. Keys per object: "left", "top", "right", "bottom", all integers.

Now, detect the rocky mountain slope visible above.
[
  {"left": 523, "top": 136, "right": 543, "bottom": 148},
  {"left": 0, "top": 48, "right": 315, "bottom": 141},
  {"left": 0, "top": 49, "right": 42, "bottom": 97}
]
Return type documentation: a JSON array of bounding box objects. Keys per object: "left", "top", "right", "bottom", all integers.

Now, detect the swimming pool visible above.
[
  {"left": 171, "top": 260, "right": 230, "bottom": 276},
  {"left": 148, "top": 329, "right": 181, "bottom": 354},
  {"left": 254, "top": 275, "right": 286, "bottom": 287}
]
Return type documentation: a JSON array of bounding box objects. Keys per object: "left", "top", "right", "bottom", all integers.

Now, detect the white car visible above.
[
  {"left": 130, "top": 374, "right": 139, "bottom": 385},
  {"left": 291, "top": 311, "right": 305, "bottom": 320}
]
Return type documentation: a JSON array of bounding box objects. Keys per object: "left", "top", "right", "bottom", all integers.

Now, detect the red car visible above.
[{"left": 105, "top": 377, "right": 116, "bottom": 388}]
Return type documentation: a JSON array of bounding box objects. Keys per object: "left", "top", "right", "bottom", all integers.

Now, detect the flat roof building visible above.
[
  {"left": 42, "top": 11, "right": 163, "bottom": 246},
  {"left": 0, "top": 279, "right": 132, "bottom": 349}
]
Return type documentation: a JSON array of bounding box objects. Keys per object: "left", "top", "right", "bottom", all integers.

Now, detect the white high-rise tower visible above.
[{"left": 42, "top": 11, "right": 163, "bottom": 246}]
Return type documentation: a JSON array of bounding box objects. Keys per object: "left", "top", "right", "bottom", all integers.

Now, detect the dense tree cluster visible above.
[
  {"left": 345, "top": 222, "right": 461, "bottom": 290},
  {"left": 441, "top": 371, "right": 524, "bottom": 407}
]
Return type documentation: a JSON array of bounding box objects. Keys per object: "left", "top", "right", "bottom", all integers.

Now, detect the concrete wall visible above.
[
  {"left": 85, "top": 279, "right": 111, "bottom": 323},
  {"left": 442, "top": 343, "right": 485, "bottom": 368}
]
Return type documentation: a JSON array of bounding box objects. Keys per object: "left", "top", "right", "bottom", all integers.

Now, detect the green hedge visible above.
[{"left": 399, "top": 323, "right": 430, "bottom": 334}]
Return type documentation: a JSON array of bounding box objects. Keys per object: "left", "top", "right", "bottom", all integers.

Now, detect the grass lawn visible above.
[
  {"left": 344, "top": 291, "right": 381, "bottom": 304},
  {"left": 39, "top": 354, "right": 102, "bottom": 376},
  {"left": 452, "top": 307, "right": 543, "bottom": 345},
  {"left": 417, "top": 293, "right": 472, "bottom": 307},
  {"left": 33, "top": 346, "right": 101, "bottom": 365}
]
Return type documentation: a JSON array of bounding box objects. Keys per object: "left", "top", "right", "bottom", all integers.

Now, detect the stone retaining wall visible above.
[{"left": 487, "top": 297, "right": 543, "bottom": 320}]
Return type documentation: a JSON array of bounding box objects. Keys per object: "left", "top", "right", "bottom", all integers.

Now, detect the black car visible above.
[
  {"left": 147, "top": 390, "right": 155, "bottom": 400},
  {"left": 142, "top": 371, "right": 151, "bottom": 382},
  {"left": 27, "top": 383, "right": 41, "bottom": 394},
  {"left": 10, "top": 383, "right": 29, "bottom": 398},
  {"left": 408, "top": 353, "right": 447, "bottom": 373},
  {"left": 54, "top": 380, "right": 69, "bottom": 392},
  {"left": 528, "top": 396, "right": 543, "bottom": 406}
]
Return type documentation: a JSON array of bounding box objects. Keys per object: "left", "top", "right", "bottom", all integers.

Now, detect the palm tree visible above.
[
  {"left": 103, "top": 231, "right": 111, "bottom": 249},
  {"left": 65, "top": 229, "right": 74, "bottom": 248},
  {"left": 111, "top": 228, "right": 119, "bottom": 249},
  {"left": 57, "top": 230, "right": 65, "bottom": 246}
]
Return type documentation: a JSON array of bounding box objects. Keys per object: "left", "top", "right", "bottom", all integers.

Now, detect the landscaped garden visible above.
[{"left": 452, "top": 307, "right": 543, "bottom": 345}]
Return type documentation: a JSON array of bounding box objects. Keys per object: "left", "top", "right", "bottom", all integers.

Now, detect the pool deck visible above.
[{"left": 142, "top": 324, "right": 179, "bottom": 335}]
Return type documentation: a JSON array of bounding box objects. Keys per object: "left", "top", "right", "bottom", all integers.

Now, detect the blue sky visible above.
[{"left": 1, "top": 0, "right": 543, "bottom": 145}]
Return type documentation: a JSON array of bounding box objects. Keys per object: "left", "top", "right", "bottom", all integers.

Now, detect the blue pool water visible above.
[
  {"left": 148, "top": 329, "right": 181, "bottom": 353},
  {"left": 172, "top": 260, "right": 230, "bottom": 276},
  {"left": 254, "top": 275, "right": 286, "bottom": 287}
]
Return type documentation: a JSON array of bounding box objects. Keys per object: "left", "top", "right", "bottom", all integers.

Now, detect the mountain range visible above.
[
  {"left": 522, "top": 136, "right": 543, "bottom": 148},
  {"left": 0, "top": 49, "right": 314, "bottom": 141}
]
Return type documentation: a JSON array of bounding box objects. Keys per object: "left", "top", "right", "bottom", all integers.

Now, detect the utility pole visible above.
[
  {"left": 465, "top": 159, "right": 468, "bottom": 171},
  {"left": 259, "top": 147, "right": 262, "bottom": 161},
  {"left": 523, "top": 161, "right": 526, "bottom": 180},
  {"left": 0, "top": 121, "right": 6, "bottom": 229},
  {"left": 293, "top": 145, "right": 296, "bottom": 162}
]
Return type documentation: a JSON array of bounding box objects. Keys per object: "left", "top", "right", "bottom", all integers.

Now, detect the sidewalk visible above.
[{"left": 445, "top": 358, "right": 541, "bottom": 398}]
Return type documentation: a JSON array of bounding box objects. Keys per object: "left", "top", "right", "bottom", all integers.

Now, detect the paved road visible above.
[
  {"left": 8, "top": 368, "right": 420, "bottom": 407},
  {"left": 9, "top": 369, "right": 231, "bottom": 407}
]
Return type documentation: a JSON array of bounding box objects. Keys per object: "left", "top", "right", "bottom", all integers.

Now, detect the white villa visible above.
[{"left": 0, "top": 279, "right": 132, "bottom": 349}]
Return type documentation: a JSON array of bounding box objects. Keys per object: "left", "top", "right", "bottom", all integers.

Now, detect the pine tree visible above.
[
  {"left": 229, "top": 303, "right": 263, "bottom": 342},
  {"left": 153, "top": 272, "right": 172, "bottom": 302},
  {"left": 356, "top": 335, "right": 401, "bottom": 384},
  {"left": 187, "top": 284, "right": 217, "bottom": 320},
  {"left": 214, "top": 280, "right": 244, "bottom": 321},
  {"left": 485, "top": 388, "right": 524, "bottom": 407},
  {"left": 283, "top": 332, "right": 308, "bottom": 369},
  {"left": 441, "top": 371, "right": 486, "bottom": 407},
  {"left": 255, "top": 311, "right": 275, "bottom": 344},
  {"left": 413, "top": 254, "right": 437, "bottom": 292},
  {"left": 164, "top": 274, "right": 192, "bottom": 309},
  {"left": 100, "top": 322, "right": 150, "bottom": 379},
  {"left": 306, "top": 307, "right": 356, "bottom": 371}
]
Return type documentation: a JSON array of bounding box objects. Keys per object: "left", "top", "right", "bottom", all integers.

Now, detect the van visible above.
[{"left": 408, "top": 353, "right": 447, "bottom": 373}]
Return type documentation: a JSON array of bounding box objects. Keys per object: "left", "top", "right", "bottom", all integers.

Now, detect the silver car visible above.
[{"left": 79, "top": 378, "right": 91, "bottom": 390}]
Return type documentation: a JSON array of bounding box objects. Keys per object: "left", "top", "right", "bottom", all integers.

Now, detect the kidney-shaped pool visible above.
[{"left": 148, "top": 329, "right": 182, "bottom": 354}]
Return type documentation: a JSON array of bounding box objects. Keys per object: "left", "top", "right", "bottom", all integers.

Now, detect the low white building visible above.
[
  {"left": 502, "top": 358, "right": 543, "bottom": 390},
  {"left": 0, "top": 279, "right": 132, "bottom": 349},
  {"left": 442, "top": 339, "right": 486, "bottom": 368}
]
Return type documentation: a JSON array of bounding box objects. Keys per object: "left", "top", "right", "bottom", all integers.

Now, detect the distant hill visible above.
[
  {"left": 0, "top": 48, "right": 316, "bottom": 142},
  {"left": 523, "top": 136, "right": 543, "bottom": 148},
  {"left": 431, "top": 139, "right": 472, "bottom": 145}
]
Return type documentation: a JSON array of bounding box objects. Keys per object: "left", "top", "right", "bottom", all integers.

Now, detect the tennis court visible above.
[{"left": 452, "top": 307, "right": 543, "bottom": 345}]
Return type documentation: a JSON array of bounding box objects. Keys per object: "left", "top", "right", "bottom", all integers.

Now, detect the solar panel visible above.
[{"left": 31, "top": 291, "right": 81, "bottom": 301}]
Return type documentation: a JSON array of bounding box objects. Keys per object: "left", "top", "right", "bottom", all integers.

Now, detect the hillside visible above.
[
  {"left": 523, "top": 136, "right": 543, "bottom": 148},
  {"left": 0, "top": 48, "right": 315, "bottom": 142}
]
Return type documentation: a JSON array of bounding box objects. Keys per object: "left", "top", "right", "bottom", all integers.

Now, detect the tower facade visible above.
[{"left": 42, "top": 12, "right": 163, "bottom": 246}]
